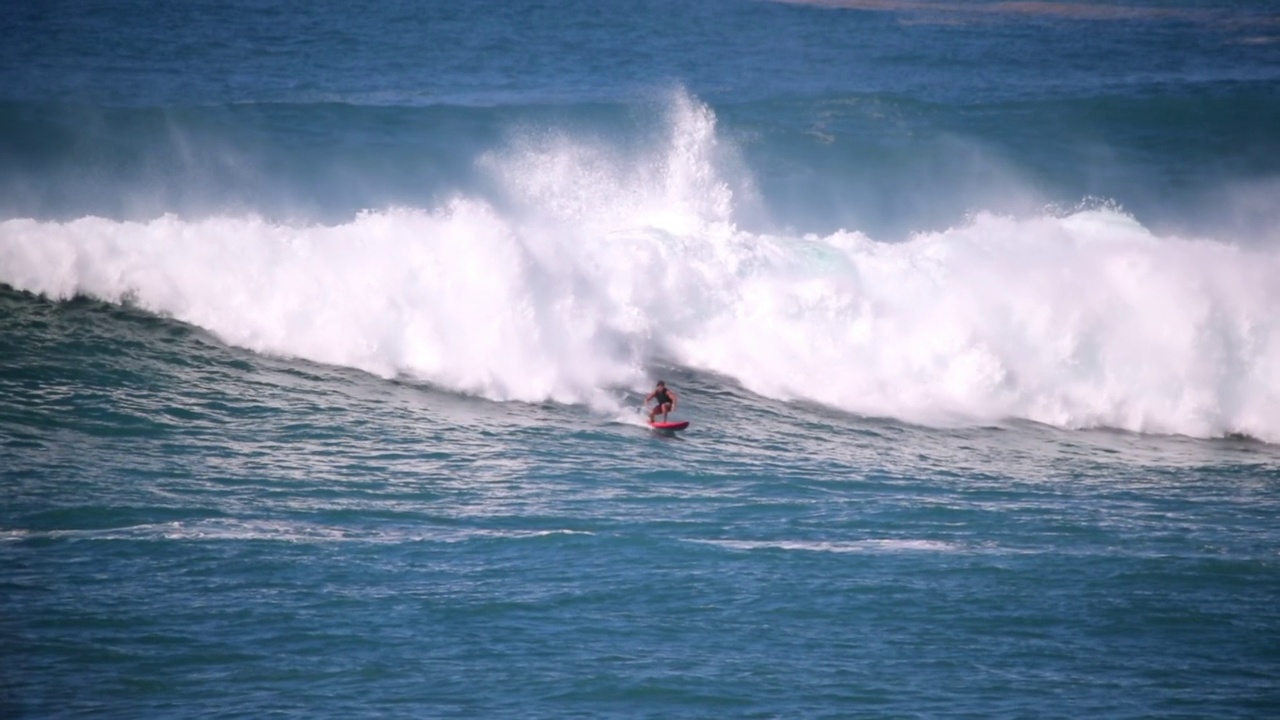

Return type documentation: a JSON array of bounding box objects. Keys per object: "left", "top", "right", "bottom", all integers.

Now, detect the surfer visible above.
[{"left": 645, "top": 380, "right": 677, "bottom": 423}]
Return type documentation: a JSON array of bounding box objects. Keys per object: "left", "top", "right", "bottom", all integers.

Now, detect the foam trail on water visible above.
[{"left": 2, "top": 90, "right": 1279, "bottom": 440}]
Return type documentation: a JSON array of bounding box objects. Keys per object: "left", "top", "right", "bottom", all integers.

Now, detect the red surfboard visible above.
[{"left": 649, "top": 420, "right": 689, "bottom": 431}]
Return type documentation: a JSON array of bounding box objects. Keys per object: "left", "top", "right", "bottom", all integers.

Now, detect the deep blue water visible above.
[{"left": 3, "top": 1, "right": 1280, "bottom": 717}]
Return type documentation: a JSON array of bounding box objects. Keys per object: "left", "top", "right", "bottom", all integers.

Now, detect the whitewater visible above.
[{"left": 3, "top": 94, "right": 1278, "bottom": 441}]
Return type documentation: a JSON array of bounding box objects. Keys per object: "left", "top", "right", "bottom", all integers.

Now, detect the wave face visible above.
[{"left": 3, "top": 92, "right": 1279, "bottom": 440}]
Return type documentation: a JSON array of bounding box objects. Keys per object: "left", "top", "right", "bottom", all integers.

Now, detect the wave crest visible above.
[{"left": 3, "top": 92, "right": 1278, "bottom": 440}]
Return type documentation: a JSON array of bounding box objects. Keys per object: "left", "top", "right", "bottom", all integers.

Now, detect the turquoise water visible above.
[{"left": 4, "top": 1, "right": 1280, "bottom": 717}]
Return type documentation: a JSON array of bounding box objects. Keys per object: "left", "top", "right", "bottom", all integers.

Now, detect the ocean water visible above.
[{"left": 3, "top": 0, "right": 1280, "bottom": 717}]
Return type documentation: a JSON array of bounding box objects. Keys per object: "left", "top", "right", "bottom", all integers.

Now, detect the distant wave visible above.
[
  {"left": 6, "top": 83, "right": 1280, "bottom": 239},
  {"left": 770, "top": 1, "right": 1274, "bottom": 25},
  {"left": 3, "top": 91, "right": 1279, "bottom": 440}
]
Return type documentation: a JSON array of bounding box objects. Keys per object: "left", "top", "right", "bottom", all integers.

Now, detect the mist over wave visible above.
[{"left": 3, "top": 92, "right": 1278, "bottom": 441}]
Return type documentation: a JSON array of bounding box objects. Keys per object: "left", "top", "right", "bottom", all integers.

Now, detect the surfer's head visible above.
[{"left": 656, "top": 380, "right": 665, "bottom": 388}]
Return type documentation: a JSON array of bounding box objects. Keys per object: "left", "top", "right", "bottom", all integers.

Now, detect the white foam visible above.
[
  {"left": 2, "top": 520, "right": 595, "bottom": 544},
  {"left": 3, "top": 89, "right": 1279, "bottom": 440},
  {"left": 678, "top": 210, "right": 1280, "bottom": 440},
  {"left": 691, "top": 538, "right": 962, "bottom": 554}
]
